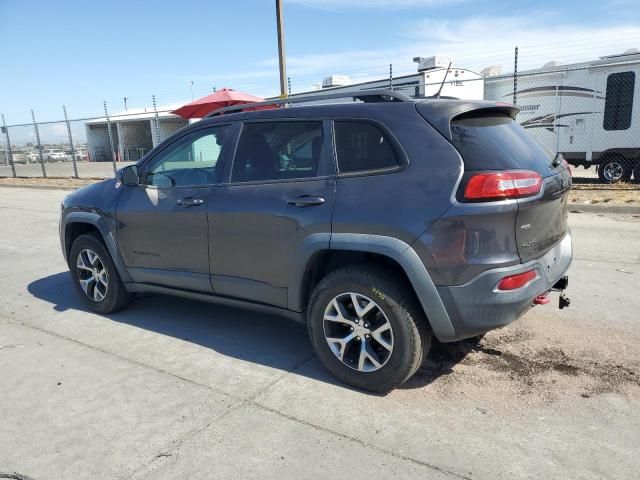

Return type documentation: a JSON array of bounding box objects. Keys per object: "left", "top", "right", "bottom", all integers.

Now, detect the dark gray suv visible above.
[{"left": 59, "top": 90, "right": 572, "bottom": 392}]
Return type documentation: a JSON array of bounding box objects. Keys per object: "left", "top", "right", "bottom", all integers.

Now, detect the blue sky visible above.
[{"left": 1, "top": 0, "right": 639, "bottom": 124}]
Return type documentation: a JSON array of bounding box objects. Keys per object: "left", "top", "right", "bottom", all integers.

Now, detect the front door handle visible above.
[
  {"left": 286, "top": 195, "right": 326, "bottom": 207},
  {"left": 177, "top": 197, "right": 204, "bottom": 207}
]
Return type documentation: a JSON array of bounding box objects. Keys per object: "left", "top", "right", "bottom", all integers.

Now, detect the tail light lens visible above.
[
  {"left": 496, "top": 270, "right": 537, "bottom": 291},
  {"left": 464, "top": 170, "right": 542, "bottom": 201}
]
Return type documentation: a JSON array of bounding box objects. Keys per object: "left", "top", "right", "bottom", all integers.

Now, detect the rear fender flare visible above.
[{"left": 289, "top": 233, "right": 456, "bottom": 340}]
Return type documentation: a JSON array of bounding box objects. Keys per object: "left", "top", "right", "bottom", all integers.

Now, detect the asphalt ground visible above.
[{"left": 0, "top": 187, "right": 638, "bottom": 479}]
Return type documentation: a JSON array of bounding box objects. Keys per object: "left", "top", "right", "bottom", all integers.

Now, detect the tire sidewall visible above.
[
  {"left": 308, "top": 271, "right": 422, "bottom": 392},
  {"left": 69, "top": 234, "right": 121, "bottom": 314}
]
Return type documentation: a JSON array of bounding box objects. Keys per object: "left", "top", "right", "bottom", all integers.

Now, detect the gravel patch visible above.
[{"left": 399, "top": 313, "right": 640, "bottom": 413}]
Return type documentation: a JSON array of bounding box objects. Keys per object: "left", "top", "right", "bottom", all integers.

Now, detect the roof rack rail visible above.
[{"left": 205, "top": 89, "right": 413, "bottom": 117}]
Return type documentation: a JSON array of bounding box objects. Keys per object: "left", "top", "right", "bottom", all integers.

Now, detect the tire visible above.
[
  {"left": 307, "top": 265, "right": 431, "bottom": 393},
  {"left": 633, "top": 162, "right": 640, "bottom": 183},
  {"left": 598, "top": 155, "right": 632, "bottom": 183},
  {"left": 69, "top": 233, "right": 132, "bottom": 314}
]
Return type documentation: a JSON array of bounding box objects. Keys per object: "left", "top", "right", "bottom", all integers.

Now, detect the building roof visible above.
[{"left": 85, "top": 104, "right": 185, "bottom": 125}]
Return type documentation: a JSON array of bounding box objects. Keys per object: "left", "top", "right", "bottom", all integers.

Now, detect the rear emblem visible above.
[{"left": 520, "top": 223, "right": 532, "bottom": 230}]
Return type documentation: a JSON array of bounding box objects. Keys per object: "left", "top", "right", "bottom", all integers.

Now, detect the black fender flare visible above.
[
  {"left": 62, "top": 211, "right": 132, "bottom": 283},
  {"left": 288, "top": 233, "right": 456, "bottom": 341}
]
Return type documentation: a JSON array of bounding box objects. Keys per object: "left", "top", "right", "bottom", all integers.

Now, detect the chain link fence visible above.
[
  {"left": 0, "top": 104, "right": 187, "bottom": 179},
  {"left": 484, "top": 60, "right": 639, "bottom": 185},
  {"left": 2, "top": 57, "right": 639, "bottom": 187}
]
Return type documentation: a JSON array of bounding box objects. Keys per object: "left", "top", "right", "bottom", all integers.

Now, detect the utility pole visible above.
[
  {"left": 513, "top": 46, "right": 518, "bottom": 106},
  {"left": 275, "top": 0, "right": 287, "bottom": 98}
]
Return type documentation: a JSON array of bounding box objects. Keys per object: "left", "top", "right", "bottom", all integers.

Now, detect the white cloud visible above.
[{"left": 194, "top": 14, "right": 640, "bottom": 98}]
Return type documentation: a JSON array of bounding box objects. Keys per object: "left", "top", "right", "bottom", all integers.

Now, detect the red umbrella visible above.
[{"left": 171, "top": 88, "right": 273, "bottom": 119}]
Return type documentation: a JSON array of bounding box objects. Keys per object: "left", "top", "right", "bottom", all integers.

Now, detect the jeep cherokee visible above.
[{"left": 59, "top": 90, "right": 572, "bottom": 392}]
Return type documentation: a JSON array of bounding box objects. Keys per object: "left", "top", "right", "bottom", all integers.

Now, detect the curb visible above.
[
  {"left": 568, "top": 203, "right": 640, "bottom": 215},
  {"left": 0, "top": 183, "right": 80, "bottom": 191}
]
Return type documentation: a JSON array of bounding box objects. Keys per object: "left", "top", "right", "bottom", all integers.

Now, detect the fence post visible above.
[
  {"left": 63, "top": 106, "right": 79, "bottom": 178},
  {"left": 1, "top": 114, "right": 17, "bottom": 177},
  {"left": 103, "top": 101, "right": 117, "bottom": 175},
  {"left": 152, "top": 95, "right": 161, "bottom": 146},
  {"left": 31, "top": 109, "right": 47, "bottom": 178},
  {"left": 513, "top": 46, "right": 518, "bottom": 106}
]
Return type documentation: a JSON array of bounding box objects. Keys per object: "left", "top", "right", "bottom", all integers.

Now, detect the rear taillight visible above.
[
  {"left": 464, "top": 170, "right": 542, "bottom": 201},
  {"left": 496, "top": 270, "right": 537, "bottom": 291}
]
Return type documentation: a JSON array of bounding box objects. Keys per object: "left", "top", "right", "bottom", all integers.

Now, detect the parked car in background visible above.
[
  {"left": 65, "top": 149, "right": 89, "bottom": 162},
  {"left": 59, "top": 90, "right": 573, "bottom": 392},
  {"left": 42, "top": 149, "right": 68, "bottom": 162},
  {"left": 26, "top": 151, "right": 40, "bottom": 163},
  {"left": 10, "top": 150, "right": 29, "bottom": 164}
]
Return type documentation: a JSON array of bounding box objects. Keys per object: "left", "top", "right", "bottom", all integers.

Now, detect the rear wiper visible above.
[{"left": 551, "top": 152, "right": 563, "bottom": 168}]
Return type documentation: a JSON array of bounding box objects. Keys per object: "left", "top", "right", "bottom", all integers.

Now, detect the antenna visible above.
[{"left": 433, "top": 61, "right": 452, "bottom": 98}]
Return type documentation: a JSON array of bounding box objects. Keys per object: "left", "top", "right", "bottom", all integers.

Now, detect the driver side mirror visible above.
[{"left": 119, "top": 165, "right": 139, "bottom": 186}]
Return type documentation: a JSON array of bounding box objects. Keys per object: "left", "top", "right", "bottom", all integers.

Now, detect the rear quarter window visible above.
[
  {"left": 334, "top": 121, "right": 401, "bottom": 174},
  {"left": 451, "top": 113, "right": 553, "bottom": 174}
]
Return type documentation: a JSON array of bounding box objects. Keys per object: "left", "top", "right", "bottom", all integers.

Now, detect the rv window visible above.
[{"left": 603, "top": 71, "right": 635, "bottom": 131}]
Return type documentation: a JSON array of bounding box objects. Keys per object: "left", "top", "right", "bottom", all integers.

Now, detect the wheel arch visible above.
[
  {"left": 594, "top": 149, "right": 638, "bottom": 164},
  {"left": 289, "top": 233, "right": 456, "bottom": 340},
  {"left": 63, "top": 211, "right": 132, "bottom": 283}
]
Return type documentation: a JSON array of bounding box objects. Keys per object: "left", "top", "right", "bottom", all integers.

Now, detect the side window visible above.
[
  {"left": 334, "top": 121, "right": 401, "bottom": 174},
  {"left": 231, "top": 121, "right": 323, "bottom": 182},
  {"left": 603, "top": 71, "right": 635, "bottom": 131},
  {"left": 143, "top": 125, "right": 233, "bottom": 187}
]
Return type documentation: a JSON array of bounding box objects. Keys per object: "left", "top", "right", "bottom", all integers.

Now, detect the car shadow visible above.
[{"left": 28, "top": 272, "right": 472, "bottom": 394}]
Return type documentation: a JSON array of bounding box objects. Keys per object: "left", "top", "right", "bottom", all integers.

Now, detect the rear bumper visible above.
[{"left": 434, "top": 230, "right": 573, "bottom": 342}]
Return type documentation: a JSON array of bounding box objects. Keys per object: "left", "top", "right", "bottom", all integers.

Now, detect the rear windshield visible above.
[{"left": 451, "top": 113, "right": 553, "bottom": 174}]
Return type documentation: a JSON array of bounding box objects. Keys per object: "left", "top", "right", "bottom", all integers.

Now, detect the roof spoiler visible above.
[{"left": 415, "top": 101, "right": 520, "bottom": 140}]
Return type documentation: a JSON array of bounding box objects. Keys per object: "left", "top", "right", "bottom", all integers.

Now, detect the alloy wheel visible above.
[
  {"left": 76, "top": 248, "right": 108, "bottom": 302},
  {"left": 322, "top": 292, "right": 394, "bottom": 372},
  {"left": 603, "top": 162, "right": 624, "bottom": 182}
]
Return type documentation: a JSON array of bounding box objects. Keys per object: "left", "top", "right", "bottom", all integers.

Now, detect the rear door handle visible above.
[
  {"left": 286, "top": 195, "right": 326, "bottom": 207},
  {"left": 177, "top": 197, "right": 204, "bottom": 207}
]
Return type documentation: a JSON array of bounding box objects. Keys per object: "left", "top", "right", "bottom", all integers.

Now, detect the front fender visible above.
[{"left": 62, "top": 210, "right": 132, "bottom": 283}]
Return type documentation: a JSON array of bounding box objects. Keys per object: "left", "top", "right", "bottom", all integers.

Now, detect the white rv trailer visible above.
[
  {"left": 484, "top": 49, "right": 640, "bottom": 183},
  {"left": 286, "top": 56, "right": 484, "bottom": 105}
]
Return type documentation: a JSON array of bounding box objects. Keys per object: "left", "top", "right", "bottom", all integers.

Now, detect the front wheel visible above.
[
  {"left": 307, "top": 265, "right": 431, "bottom": 393},
  {"left": 69, "top": 234, "right": 132, "bottom": 314}
]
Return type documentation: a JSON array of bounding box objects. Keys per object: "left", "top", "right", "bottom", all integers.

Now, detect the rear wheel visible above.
[
  {"left": 598, "top": 155, "right": 632, "bottom": 183},
  {"left": 307, "top": 265, "right": 431, "bottom": 393},
  {"left": 69, "top": 234, "right": 132, "bottom": 314}
]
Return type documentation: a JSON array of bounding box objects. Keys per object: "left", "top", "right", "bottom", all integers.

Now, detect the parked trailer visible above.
[
  {"left": 286, "top": 57, "right": 484, "bottom": 105},
  {"left": 484, "top": 50, "right": 640, "bottom": 183}
]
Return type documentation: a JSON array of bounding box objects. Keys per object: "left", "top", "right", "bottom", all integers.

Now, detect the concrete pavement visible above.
[{"left": 0, "top": 186, "right": 639, "bottom": 479}]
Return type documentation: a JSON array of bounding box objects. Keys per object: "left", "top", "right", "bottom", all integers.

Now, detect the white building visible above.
[{"left": 85, "top": 106, "right": 187, "bottom": 162}]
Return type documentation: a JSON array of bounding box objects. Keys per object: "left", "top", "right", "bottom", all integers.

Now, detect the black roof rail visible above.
[{"left": 205, "top": 89, "right": 413, "bottom": 117}]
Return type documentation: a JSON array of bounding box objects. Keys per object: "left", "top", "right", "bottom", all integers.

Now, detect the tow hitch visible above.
[{"left": 552, "top": 276, "right": 570, "bottom": 309}]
